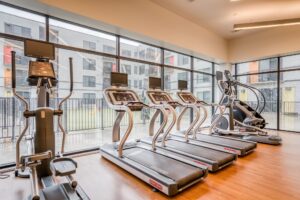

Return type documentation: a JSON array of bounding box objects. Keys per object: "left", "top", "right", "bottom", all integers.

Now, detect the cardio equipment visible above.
[
  {"left": 141, "top": 77, "right": 237, "bottom": 172},
  {"left": 175, "top": 80, "right": 257, "bottom": 156},
  {"left": 100, "top": 72, "right": 207, "bottom": 196},
  {"left": 212, "top": 70, "right": 282, "bottom": 145},
  {"left": 13, "top": 39, "right": 89, "bottom": 200}
]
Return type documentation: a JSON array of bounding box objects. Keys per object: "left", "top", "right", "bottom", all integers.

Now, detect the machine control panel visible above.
[
  {"left": 147, "top": 91, "right": 181, "bottom": 108},
  {"left": 106, "top": 90, "right": 145, "bottom": 111}
]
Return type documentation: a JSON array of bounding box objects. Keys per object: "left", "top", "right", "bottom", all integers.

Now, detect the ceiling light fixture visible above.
[{"left": 234, "top": 18, "right": 300, "bottom": 31}]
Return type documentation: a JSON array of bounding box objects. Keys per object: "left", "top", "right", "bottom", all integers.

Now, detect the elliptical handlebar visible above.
[{"left": 57, "top": 57, "right": 74, "bottom": 154}]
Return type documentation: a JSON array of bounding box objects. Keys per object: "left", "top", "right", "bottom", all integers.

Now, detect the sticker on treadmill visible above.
[
  {"left": 149, "top": 179, "right": 163, "bottom": 191},
  {"left": 193, "top": 160, "right": 209, "bottom": 166},
  {"left": 41, "top": 111, "right": 45, "bottom": 118},
  {"left": 223, "top": 147, "right": 238, "bottom": 154}
]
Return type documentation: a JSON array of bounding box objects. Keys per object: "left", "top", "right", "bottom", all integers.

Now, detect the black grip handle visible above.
[
  {"left": 69, "top": 57, "right": 73, "bottom": 92},
  {"left": 11, "top": 51, "right": 16, "bottom": 89}
]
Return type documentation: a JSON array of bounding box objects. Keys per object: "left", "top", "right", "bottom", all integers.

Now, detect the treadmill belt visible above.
[
  {"left": 123, "top": 148, "right": 203, "bottom": 187},
  {"left": 196, "top": 134, "right": 256, "bottom": 151},
  {"left": 158, "top": 139, "right": 236, "bottom": 166}
]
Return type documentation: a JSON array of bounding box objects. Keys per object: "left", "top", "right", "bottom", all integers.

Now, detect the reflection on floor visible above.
[{"left": 0, "top": 131, "right": 300, "bottom": 200}]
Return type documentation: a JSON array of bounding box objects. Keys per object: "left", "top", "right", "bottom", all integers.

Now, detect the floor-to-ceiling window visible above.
[
  {"left": 235, "top": 56, "right": 300, "bottom": 132},
  {"left": 0, "top": 2, "right": 219, "bottom": 166}
]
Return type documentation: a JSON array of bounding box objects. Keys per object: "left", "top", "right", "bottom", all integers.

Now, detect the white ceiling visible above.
[{"left": 150, "top": 0, "right": 300, "bottom": 39}]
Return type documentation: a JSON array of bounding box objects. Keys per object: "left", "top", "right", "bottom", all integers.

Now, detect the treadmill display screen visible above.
[
  {"left": 178, "top": 80, "right": 188, "bottom": 90},
  {"left": 25, "top": 40, "right": 55, "bottom": 60},
  {"left": 111, "top": 72, "right": 128, "bottom": 87},
  {"left": 149, "top": 77, "right": 162, "bottom": 89},
  {"left": 152, "top": 94, "right": 169, "bottom": 102},
  {"left": 181, "top": 94, "right": 196, "bottom": 103},
  {"left": 113, "top": 92, "right": 135, "bottom": 102}
]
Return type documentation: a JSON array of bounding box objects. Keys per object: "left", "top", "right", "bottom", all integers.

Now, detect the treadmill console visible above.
[
  {"left": 178, "top": 93, "right": 197, "bottom": 104},
  {"left": 147, "top": 91, "right": 180, "bottom": 108}
]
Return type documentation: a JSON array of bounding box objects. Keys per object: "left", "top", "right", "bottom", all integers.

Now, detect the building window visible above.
[
  {"left": 139, "top": 80, "right": 143, "bottom": 89},
  {"left": 16, "top": 70, "right": 27, "bottom": 86},
  {"left": 178, "top": 55, "right": 189, "bottom": 66},
  {"left": 83, "top": 58, "right": 96, "bottom": 70},
  {"left": 83, "top": 40, "right": 96, "bottom": 51},
  {"left": 134, "top": 80, "right": 138, "bottom": 88},
  {"left": 196, "top": 74, "right": 210, "bottom": 83},
  {"left": 134, "top": 66, "right": 138, "bottom": 74},
  {"left": 83, "top": 76, "right": 96, "bottom": 87},
  {"left": 121, "top": 49, "right": 131, "bottom": 57},
  {"left": 5, "top": 23, "right": 31, "bottom": 38},
  {"left": 103, "top": 45, "right": 116, "bottom": 54},
  {"left": 178, "top": 72, "right": 187, "bottom": 80}
]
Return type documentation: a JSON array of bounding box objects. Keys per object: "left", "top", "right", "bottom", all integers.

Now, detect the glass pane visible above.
[
  {"left": 237, "top": 73, "right": 278, "bottom": 129},
  {"left": 119, "top": 60, "right": 161, "bottom": 140},
  {"left": 120, "top": 38, "right": 161, "bottom": 63},
  {"left": 280, "top": 71, "right": 300, "bottom": 131},
  {"left": 194, "top": 58, "right": 212, "bottom": 73},
  {"left": 0, "top": 38, "right": 33, "bottom": 165},
  {"left": 0, "top": 4, "right": 46, "bottom": 40},
  {"left": 237, "top": 58, "right": 278, "bottom": 75},
  {"left": 193, "top": 73, "right": 212, "bottom": 126},
  {"left": 280, "top": 54, "right": 300, "bottom": 70},
  {"left": 164, "top": 50, "right": 191, "bottom": 69},
  {"left": 164, "top": 67, "right": 191, "bottom": 128},
  {"left": 54, "top": 48, "right": 116, "bottom": 152},
  {"left": 49, "top": 18, "right": 116, "bottom": 54}
]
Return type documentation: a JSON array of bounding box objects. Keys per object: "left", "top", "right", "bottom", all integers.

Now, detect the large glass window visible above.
[
  {"left": 237, "top": 73, "right": 278, "bottom": 129},
  {"left": 164, "top": 67, "right": 191, "bottom": 128},
  {"left": 280, "top": 54, "right": 300, "bottom": 70},
  {"left": 164, "top": 50, "right": 191, "bottom": 69},
  {"left": 120, "top": 60, "right": 161, "bottom": 140},
  {"left": 237, "top": 58, "right": 278, "bottom": 75},
  {"left": 194, "top": 73, "right": 212, "bottom": 126},
  {"left": 280, "top": 71, "right": 300, "bottom": 131},
  {"left": 49, "top": 18, "right": 116, "bottom": 54},
  {"left": 0, "top": 4, "right": 46, "bottom": 40},
  {"left": 194, "top": 58, "right": 212, "bottom": 73},
  {"left": 54, "top": 48, "right": 116, "bottom": 152},
  {"left": 120, "top": 38, "right": 161, "bottom": 63}
]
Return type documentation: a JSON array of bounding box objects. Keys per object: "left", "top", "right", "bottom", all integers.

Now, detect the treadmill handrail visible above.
[{"left": 118, "top": 106, "right": 134, "bottom": 157}]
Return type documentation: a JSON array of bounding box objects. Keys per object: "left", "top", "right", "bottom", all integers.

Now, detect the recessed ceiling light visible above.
[{"left": 230, "top": 0, "right": 240, "bottom": 2}]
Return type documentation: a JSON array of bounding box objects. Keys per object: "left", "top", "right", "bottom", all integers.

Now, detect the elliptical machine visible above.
[
  {"left": 13, "top": 39, "right": 89, "bottom": 200},
  {"left": 212, "top": 70, "right": 282, "bottom": 145}
]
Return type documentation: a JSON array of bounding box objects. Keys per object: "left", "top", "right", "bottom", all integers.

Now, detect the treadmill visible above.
[
  {"left": 174, "top": 80, "right": 257, "bottom": 157},
  {"left": 140, "top": 77, "right": 237, "bottom": 172},
  {"left": 100, "top": 72, "right": 208, "bottom": 196}
]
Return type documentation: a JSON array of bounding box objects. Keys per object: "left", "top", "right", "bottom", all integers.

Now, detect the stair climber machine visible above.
[
  {"left": 140, "top": 77, "right": 237, "bottom": 172},
  {"left": 100, "top": 72, "right": 208, "bottom": 196},
  {"left": 174, "top": 80, "right": 257, "bottom": 156},
  {"left": 13, "top": 39, "right": 89, "bottom": 200},
  {"left": 212, "top": 70, "right": 282, "bottom": 145}
]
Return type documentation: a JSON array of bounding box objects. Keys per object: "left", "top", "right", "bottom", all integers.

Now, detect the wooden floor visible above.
[{"left": 1, "top": 131, "right": 300, "bottom": 200}]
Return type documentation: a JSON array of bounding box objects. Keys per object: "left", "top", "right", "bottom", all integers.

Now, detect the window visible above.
[
  {"left": 279, "top": 71, "right": 300, "bottom": 131},
  {"left": 16, "top": 70, "right": 27, "bottom": 86},
  {"left": 196, "top": 73, "right": 210, "bottom": 83},
  {"left": 83, "top": 40, "right": 96, "bottom": 50},
  {"left": 237, "top": 58, "right": 278, "bottom": 75},
  {"left": 49, "top": 18, "right": 116, "bottom": 54},
  {"left": 83, "top": 58, "right": 96, "bottom": 70},
  {"left": 134, "top": 66, "right": 138, "bottom": 74},
  {"left": 5, "top": 23, "right": 31, "bottom": 38},
  {"left": 280, "top": 55, "right": 300, "bottom": 70},
  {"left": 237, "top": 73, "right": 278, "bottom": 129},
  {"left": 120, "top": 38, "right": 161, "bottom": 63},
  {"left": 194, "top": 58, "right": 212, "bottom": 73},
  {"left": 121, "top": 49, "right": 131, "bottom": 57},
  {"left": 178, "top": 72, "right": 188, "bottom": 81},
  {"left": 103, "top": 45, "right": 116, "bottom": 54},
  {"left": 0, "top": 4, "right": 46, "bottom": 40},
  {"left": 83, "top": 75, "right": 96, "bottom": 87},
  {"left": 164, "top": 50, "right": 191, "bottom": 69}
]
